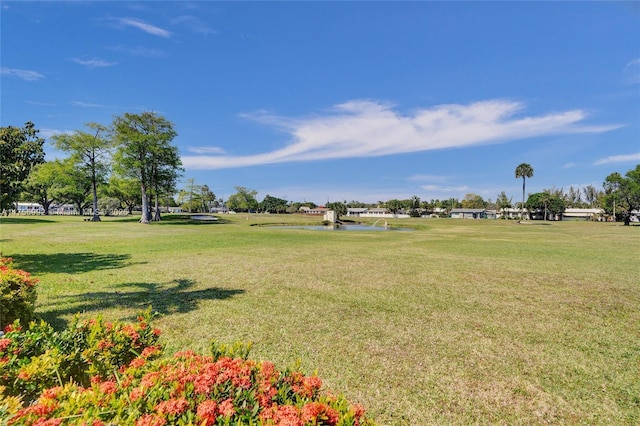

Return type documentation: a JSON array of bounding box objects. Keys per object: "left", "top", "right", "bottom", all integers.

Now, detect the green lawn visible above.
[{"left": 1, "top": 214, "right": 639, "bottom": 425}]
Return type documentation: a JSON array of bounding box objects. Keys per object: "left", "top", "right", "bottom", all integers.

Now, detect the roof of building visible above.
[{"left": 450, "top": 208, "right": 486, "bottom": 213}]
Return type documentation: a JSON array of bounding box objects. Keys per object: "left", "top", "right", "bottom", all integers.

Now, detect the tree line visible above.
[
  {"left": 1, "top": 113, "right": 182, "bottom": 223},
  {"left": 2, "top": 120, "right": 639, "bottom": 225}
]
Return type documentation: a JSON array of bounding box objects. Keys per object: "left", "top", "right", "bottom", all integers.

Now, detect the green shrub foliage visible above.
[
  {"left": 0, "top": 261, "right": 373, "bottom": 425},
  {"left": 0, "top": 312, "right": 373, "bottom": 425},
  {"left": 0, "top": 309, "right": 162, "bottom": 403},
  {"left": 0, "top": 257, "right": 38, "bottom": 328}
]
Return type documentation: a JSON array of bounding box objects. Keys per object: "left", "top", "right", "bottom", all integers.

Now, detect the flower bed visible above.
[{"left": 0, "top": 312, "right": 373, "bottom": 425}]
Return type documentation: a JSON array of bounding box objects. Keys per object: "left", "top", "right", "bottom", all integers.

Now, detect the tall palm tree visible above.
[{"left": 515, "top": 163, "right": 534, "bottom": 220}]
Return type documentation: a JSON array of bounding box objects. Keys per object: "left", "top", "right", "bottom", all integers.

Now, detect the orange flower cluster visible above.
[
  {"left": 7, "top": 348, "right": 373, "bottom": 425},
  {"left": 1, "top": 301, "right": 372, "bottom": 425}
]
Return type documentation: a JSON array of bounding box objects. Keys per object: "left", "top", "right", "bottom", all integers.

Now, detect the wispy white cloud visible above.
[
  {"left": 1, "top": 67, "right": 45, "bottom": 81},
  {"left": 116, "top": 17, "right": 172, "bottom": 38},
  {"left": 107, "top": 45, "right": 165, "bottom": 57},
  {"left": 624, "top": 58, "right": 640, "bottom": 84},
  {"left": 594, "top": 152, "right": 640, "bottom": 165},
  {"left": 183, "top": 99, "right": 622, "bottom": 170},
  {"left": 26, "top": 100, "right": 56, "bottom": 106},
  {"left": 72, "top": 57, "right": 118, "bottom": 68},
  {"left": 70, "top": 101, "right": 106, "bottom": 108},
  {"left": 187, "top": 146, "right": 226, "bottom": 154}
]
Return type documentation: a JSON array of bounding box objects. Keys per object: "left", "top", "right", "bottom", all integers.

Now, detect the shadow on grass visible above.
[
  {"left": 38, "top": 278, "right": 245, "bottom": 329},
  {"left": 0, "top": 217, "right": 56, "bottom": 224},
  {"left": 12, "top": 252, "right": 139, "bottom": 274}
]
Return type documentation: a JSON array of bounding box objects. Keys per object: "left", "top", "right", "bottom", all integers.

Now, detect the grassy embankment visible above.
[{"left": 1, "top": 214, "right": 638, "bottom": 425}]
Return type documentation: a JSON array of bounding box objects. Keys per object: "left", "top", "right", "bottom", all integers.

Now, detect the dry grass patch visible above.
[{"left": 1, "top": 215, "right": 638, "bottom": 424}]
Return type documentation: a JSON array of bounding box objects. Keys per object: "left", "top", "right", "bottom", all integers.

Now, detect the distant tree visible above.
[
  {"left": 56, "top": 158, "right": 92, "bottom": 215},
  {"left": 405, "top": 195, "right": 421, "bottom": 216},
  {"left": 287, "top": 201, "right": 317, "bottom": 213},
  {"left": 515, "top": 163, "right": 534, "bottom": 220},
  {"left": 97, "top": 196, "right": 122, "bottom": 216},
  {"left": 461, "top": 193, "right": 486, "bottom": 209},
  {"left": 347, "top": 200, "right": 367, "bottom": 208},
  {"left": 565, "top": 185, "right": 583, "bottom": 208},
  {"left": 326, "top": 201, "right": 347, "bottom": 218},
  {"left": 526, "top": 192, "right": 565, "bottom": 220},
  {"left": 582, "top": 185, "right": 602, "bottom": 208},
  {"left": 179, "top": 178, "right": 201, "bottom": 213},
  {"left": 201, "top": 185, "right": 216, "bottom": 212},
  {"left": 496, "top": 191, "right": 512, "bottom": 218},
  {"left": 385, "top": 199, "right": 402, "bottom": 214},
  {"left": 105, "top": 176, "right": 140, "bottom": 215},
  {"left": 52, "top": 123, "right": 112, "bottom": 221},
  {"left": 261, "top": 195, "right": 289, "bottom": 214},
  {"left": 112, "top": 112, "right": 182, "bottom": 223},
  {"left": 23, "top": 161, "right": 65, "bottom": 215},
  {"left": 603, "top": 165, "right": 640, "bottom": 226},
  {"left": 442, "top": 198, "right": 461, "bottom": 213},
  {"left": 0, "top": 122, "right": 46, "bottom": 210},
  {"left": 149, "top": 144, "right": 182, "bottom": 221},
  {"left": 227, "top": 187, "right": 259, "bottom": 212}
]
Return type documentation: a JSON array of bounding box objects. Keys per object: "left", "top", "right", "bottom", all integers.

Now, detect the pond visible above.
[{"left": 190, "top": 215, "right": 219, "bottom": 222}]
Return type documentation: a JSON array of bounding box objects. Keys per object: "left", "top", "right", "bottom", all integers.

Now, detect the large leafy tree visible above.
[
  {"left": 603, "top": 164, "right": 640, "bottom": 226},
  {"left": 227, "top": 187, "right": 259, "bottom": 212},
  {"left": 112, "top": 112, "right": 182, "bottom": 223},
  {"left": 52, "top": 123, "right": 112, "bottom": 221},
  {"left": 515, "top": 163, "right": 534, "bottom": 220},
  {"left": 0, "top": 122, "right": 46, "bottom": 210}
]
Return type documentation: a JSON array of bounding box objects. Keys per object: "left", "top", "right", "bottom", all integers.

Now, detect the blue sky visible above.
[{"left": 2, "top": 1, "right": 639, "bottom": 205}]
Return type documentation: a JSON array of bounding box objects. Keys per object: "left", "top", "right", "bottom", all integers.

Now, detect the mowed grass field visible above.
[{"left": 1, "top": 214, "right": 638, "bottom": 425}]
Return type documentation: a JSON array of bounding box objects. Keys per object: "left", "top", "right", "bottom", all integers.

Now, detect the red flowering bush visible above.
[
  {"left": 0, "top": 256, "right": 38, "bottom": 327},
  {"left": 0, "top": 261, "right": 373, "bottom": 425},
  {"left": 2, "top": 327, "right": 373, "bottom": 425},
  {"left": 0, "top": 309, "right": 162, "bottom": 403}
]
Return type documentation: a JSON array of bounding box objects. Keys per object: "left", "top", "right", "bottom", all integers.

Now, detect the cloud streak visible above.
[
  {"left": 116, "top": 18, "right": 172, "bottom": 38},
  {"left": 624, "top": 58, "right": 640, "bottom": 84},
  {"left": 594, "top": 152, "right": 640, "bottom": 165},
  {"left": 73, "top": 58, "right": 118, "bottom": 68},
  {"left": 70, "top": 101, "right": 107, "bottom": 108},
  {"left": 1, "top": 67, "right": 44, "bottom": 81},
  {"left": 182, "top": 99, "right": 622, "bottom": 170}
]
